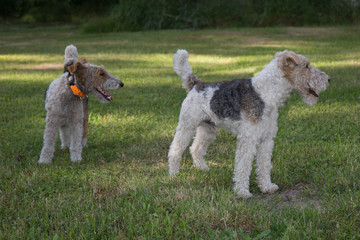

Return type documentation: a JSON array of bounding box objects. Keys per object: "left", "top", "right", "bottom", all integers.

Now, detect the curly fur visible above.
[
  {"left": 39, "top": 45, "right": 124, "bottom": 164},
  {"left": 169, "top": 49, "right": 330, "bottom": 199}
]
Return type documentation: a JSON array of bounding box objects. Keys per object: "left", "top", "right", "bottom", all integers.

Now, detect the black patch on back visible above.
[{"left": 209, "top": 79, "right": 265, "bottom": 121}]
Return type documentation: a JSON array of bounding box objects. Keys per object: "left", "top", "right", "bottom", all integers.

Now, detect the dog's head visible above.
[
  {"left": 276, "top": 50, "right": 330, "bottom": 106},
  {"left": 68, "top": 58, "right": 124, "bottom": 104}
]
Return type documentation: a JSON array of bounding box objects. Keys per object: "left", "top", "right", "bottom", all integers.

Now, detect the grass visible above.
[{"left": 0, "top": 25, "right": 359, "bottom": 239}]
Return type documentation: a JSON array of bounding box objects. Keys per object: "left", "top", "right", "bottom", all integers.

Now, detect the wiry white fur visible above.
[
  {"left": 168, "top": 49, "right": 329, "bottom": 199},
  {"left": 173, "top": 49, "right": 193, "bottom": 89},
  {"left": 252, "top": 59, "right": 293, "bottom": 108}
]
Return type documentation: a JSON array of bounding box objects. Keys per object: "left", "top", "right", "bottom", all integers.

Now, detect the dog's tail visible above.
[
  {"left": 64, "top": 44, "right": 78, "bottom": 70},
  {"left": 173, "top": 49, "right": 200, "bottom": 92}
]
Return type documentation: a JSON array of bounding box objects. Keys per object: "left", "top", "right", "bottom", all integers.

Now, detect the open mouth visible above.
[
  {"left": 96, "top": 87, "right": 113, "bottom": 101},
  {"left": 308, "top": 88, "right": 319, "bottom": 98}
]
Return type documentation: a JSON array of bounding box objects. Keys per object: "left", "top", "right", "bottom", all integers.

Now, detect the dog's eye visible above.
[
  {"left": 100, "top": 72, "right": 105, "bottom": 76},
  {"left": 305, "top": 64, "right": 309, "bottom": 68}
]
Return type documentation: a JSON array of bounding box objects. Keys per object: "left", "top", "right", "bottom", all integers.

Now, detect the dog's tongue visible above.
[{"left": 96, "top": 87, "right": 113, "bottom": 101}]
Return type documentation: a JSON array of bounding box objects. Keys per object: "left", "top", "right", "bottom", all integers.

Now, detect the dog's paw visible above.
[
  {"left": 169, "top": 168, "right": 179, "bottom": 176},
  {"left": 71, "top": 158, "right": 82, "bottom": 163},
  {"left": 38, "top": 157, "right": 52, "bottom": 164},
  {"left": 70, "top": 152, "right": 82, "bottom": 163},
  {"left": 234, "top": 187, "right": 253, "bottom": 199},
  {"left": 200, "top": 164, "right": 209, "bottom": 171},
  {"left": 168, "top": 161, "right": 180, "bottom": 176},
  {"left": 260, "top": 183, "right": 279, "bottom": 194},
  {"left": 194, "top": 162, "right": 209, "bottom": 171}
]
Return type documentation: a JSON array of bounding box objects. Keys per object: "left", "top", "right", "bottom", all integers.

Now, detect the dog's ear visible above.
[
  {"left": 68, "top": 60, "right": 85, "bottom": 75},
  {"left": 277, "top": 51, "right": 301, "bottom": 85},
  {"left": 283, "top": 51, "right": 301, "bottom": 69}
]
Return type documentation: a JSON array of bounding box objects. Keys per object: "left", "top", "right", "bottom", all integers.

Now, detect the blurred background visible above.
[{"left": 1, "top": 0, "right": 359, "bottom": 32}]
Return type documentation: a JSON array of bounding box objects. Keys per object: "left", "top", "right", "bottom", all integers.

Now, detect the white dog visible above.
[{"left": 168, "top": 49, "right": 330, "bottom": 198}]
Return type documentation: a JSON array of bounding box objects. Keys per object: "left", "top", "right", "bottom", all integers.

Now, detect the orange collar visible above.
[
  {"left": 70, "top": 84, "right": 87, "bottom": 99},
  {"left": 67, "top": 71, "right": 87, "bottom": 99}
]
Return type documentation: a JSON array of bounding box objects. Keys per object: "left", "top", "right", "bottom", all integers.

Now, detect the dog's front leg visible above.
[
  {"left": 233, "top": 135, "right": 258, "bottom": 199},
  {"left": 70, "top": 115, "right": 83, "bottom": 163},
  {"left": 255, "top": 137, "right": 279, "bottom": 194},
  {"left": 39, "top": 120, "right": 59, "bottom": 164}
]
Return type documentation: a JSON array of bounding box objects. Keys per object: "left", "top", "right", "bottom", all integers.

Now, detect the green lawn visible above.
[{"left": 0, "top": 25, "right": 359, "bottom": 239}]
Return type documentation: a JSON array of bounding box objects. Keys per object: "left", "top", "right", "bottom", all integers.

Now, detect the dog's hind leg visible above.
[
  {"left": 168, "top": 111, "right": 202, "bottom": 175},
  {"left": 168, "top": 125, "right": 196, "bottom": 175},
  {"left": 39, "top": 120, "right": 59, "bottom": 164},
  {"left": 60, "top": 124, "right": 70, "bottom": 149},
  {"left": 190, "top": 121, "right": 219, "bottom": 170}
]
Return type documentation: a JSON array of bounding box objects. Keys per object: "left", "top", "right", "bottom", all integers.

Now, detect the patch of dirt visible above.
[{"left": 254, "top": 183, "right": 322, "bottom": 210}]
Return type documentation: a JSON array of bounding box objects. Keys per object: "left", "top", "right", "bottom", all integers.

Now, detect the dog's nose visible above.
[
  {"left": 120, "top": 82, "right": 124, "bottom": 87},
  {"left": 328, "top": 78, "right": 330, "bottom": 83}
]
